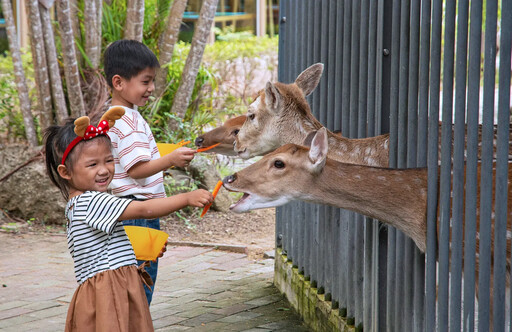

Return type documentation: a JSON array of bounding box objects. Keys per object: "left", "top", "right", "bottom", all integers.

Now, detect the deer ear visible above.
[
  {"left": 264, "top": 82, "right": 281, "bottom": 114},
  {"left": 308, "top": 127, "right": 328, "bottom": 172},
  {"left": 295, "top": 63, "right": 324, "bottom": 97}
]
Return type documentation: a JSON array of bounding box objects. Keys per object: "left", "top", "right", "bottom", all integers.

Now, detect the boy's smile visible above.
[{"left": 112, "top": 67, "right": 157, "bottom": 108}]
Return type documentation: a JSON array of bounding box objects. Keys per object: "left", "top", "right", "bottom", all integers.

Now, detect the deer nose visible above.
[
  {"left": 223, "top": 174, "right": 237, "bottom": 184},
  {"left": 194, "top": 137, "right": 204, "bottom": 146}
]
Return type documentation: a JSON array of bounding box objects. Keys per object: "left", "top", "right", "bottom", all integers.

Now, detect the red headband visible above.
[{"left": 61, "top": 120, "right": 111, "bottom": 165}]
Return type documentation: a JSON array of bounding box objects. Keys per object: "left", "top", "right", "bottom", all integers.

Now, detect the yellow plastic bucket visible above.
[
  {"left": 124, "top": 226, "right": 169, "bottom": 261},
  {"left": 156, "top": 140, "right": 190, "bottom": 156},
  {"left": 156, "top": 143, "right": 181, "bottom": 156}
]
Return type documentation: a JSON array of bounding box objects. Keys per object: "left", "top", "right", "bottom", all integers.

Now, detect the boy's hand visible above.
[
  {"left": 168, "top": 147, "right": 196, "bottom": 168},
  {"left": 154, "top": 241, "right": 168, "bottom": 262},
  {"left": 186, "top": 189, "right": 214, "bottom": 208}
]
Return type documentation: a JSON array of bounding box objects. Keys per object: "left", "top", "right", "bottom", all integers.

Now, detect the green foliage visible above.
[
  {"left": 204, "top": 33, "right": 278, "bottom": 62},
  {"left": 140, "top": 42, "right": 217, "bottom": 143},
  {"left": 102, "top": 0, "right": 127, "bottom": 47},
  {"left": 0, "top": 50, "right": 37, "bottom": 141}
]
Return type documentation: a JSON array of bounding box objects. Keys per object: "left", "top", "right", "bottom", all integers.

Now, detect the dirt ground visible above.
[{"left": 0, "top": 207, "right": 276, "bottom": 259}]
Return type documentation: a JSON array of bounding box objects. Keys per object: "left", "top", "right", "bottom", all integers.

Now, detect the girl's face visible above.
[{"left": 65, "top": 139, "right": 114, "bottom": 195}]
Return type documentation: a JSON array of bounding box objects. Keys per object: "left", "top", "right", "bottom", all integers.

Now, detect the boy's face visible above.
[{"left": 112, "top": 67, "right": 156, "bottom": 108}]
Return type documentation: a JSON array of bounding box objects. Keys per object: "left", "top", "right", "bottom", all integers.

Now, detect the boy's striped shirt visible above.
[
  {"left": 65, "top": 191, "right": 136, "bottom": 284},
  {"left": 107, "top": 106, "right": 166, "bottom": 199}
]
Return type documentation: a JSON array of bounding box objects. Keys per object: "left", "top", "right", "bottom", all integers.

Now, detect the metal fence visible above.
[{"left": 276, "top": 0, "right": 511, "bottom": 331}]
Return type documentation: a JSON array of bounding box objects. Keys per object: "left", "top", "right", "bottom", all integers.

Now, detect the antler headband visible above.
[{"left": 61, "top": 107, "right": 125, "bottom": 165}]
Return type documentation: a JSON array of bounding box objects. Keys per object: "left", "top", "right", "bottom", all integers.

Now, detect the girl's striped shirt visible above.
[
  {"left": 65, "top": 191, "right": 136, "bottom": 284},
  {"left": 107, "top": 106, "right": 166, "bottom": 199}
]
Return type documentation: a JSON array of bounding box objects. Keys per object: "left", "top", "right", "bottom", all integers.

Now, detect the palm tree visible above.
[
  {"left": 25, "top": 0, "right": 53, "bottom": 129},
  {"left": 170, "top": 0, "right": 218, "bottom": 126},
  {"left": 57, "top": 0, "right": 86, "bottom": 117},
  {"left": 39, "top": 1, "right": 68, "bottom": 123},
  {"left": 124, "top": 0, "right": 145, "bottom": 41},
  {"left": 155, "top": 0, "right": 187, "bottom": 97},
  {"left": 1, "top": 0, "right": 37, "bottom": 146},
  {"left": 84, "top": 0, "right": 102, "bottom": 69}
]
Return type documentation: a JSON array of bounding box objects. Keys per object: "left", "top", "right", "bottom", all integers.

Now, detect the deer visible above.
[
  {"left": 224, "top": 127, "right": 511, "bottom": 327},
  {"left": 233, "top": 63, "right": 390, "bottom": 167},
  {"left": 233, "top": 63, "right": 511, "bottom": 167},
  {"left": 194, "top": 115, "right": 247, "bottom": 156}
]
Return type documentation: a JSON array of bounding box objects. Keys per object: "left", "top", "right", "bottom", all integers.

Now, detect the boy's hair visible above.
[
  {"left": 44, "top": 120, "right": 110, "bottom": 199},
  {"left": 103, "top": 40, "right": 160, "bottom": 88}
]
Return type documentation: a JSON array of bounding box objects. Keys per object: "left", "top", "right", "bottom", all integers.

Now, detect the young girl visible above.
[{"left": 44, "top": 108, "right": 213, "bottom": 332}]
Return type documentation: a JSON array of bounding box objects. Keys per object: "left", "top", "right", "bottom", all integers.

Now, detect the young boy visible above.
[{"left": 103, "top": 39, "right": 196, "bottom": 305}]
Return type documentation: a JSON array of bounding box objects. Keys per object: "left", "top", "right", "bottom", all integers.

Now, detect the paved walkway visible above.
[{"left": 0, "top": 232, "right": 308, "bottom": 331}]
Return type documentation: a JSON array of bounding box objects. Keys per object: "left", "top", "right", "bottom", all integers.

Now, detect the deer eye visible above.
[
  {"left": 232, "top": 129, "right": 239, "bottom": 135},
  {"left": 248, "top": 113, "right": 255, "bottom": 120},
  {"left": 274, "top": 160, "right": 285, "bottom": 169}
]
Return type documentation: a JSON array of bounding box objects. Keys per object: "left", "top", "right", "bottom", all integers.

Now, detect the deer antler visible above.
[
  {"left": 100, "top": 106, "right": 125, "bottom": 128},
  {"left": 74, "top": 117, "right": 90, "bottom": 137}
]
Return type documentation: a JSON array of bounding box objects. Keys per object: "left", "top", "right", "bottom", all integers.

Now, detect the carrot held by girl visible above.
[{"left": 43, "top": 108, "right": 213, "bottom": 332}]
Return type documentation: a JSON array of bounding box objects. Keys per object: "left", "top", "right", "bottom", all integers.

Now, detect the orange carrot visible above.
[
  {"left": 178, "top": 140, "right": 191, "bottom": 147},
  {"left": 200, "top": 180, "right": 223, "bottom": 218},
  {"left": 196, "top": 142, "right": 221, "bottom": 153}
]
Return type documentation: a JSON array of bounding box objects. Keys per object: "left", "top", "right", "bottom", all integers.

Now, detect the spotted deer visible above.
[
  {"left": 233, "top": 63, "right": 511, "bottom": 167},
  {"left": 234, "top": 63, "right": 390, "bottom": 167},
  {"left": 194, "top": 115, "right": 247, "bottom": 156},
  {"left": 225, "top": 128, "right": 511, "bottom": 326}
]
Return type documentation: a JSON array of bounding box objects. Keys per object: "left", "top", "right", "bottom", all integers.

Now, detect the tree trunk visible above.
[
  {"left": 1, "top": 0, "right": 37, "bottom": 146},
  {"left": 155, "top": 0, "right": 187, "bottom": 97},
  {"left": 39, "top": 1, "right": 68, "bottom": 123},
  {"left": 84, "top": 0, "right": 101, "bottom": 69},
  {"left": 57, "top": 0, "right": 86, "bottom": 117},
  {"left": 25, "top": 0, "right": 53, "bottom": 129},
  {"left": 124, "top": 0, "right": 145, "bottom": 42},
  {"left": 169, "top": 0, "right": 218, "bottom": 128}
]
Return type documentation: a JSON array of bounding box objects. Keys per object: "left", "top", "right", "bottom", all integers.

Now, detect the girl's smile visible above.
[{"left": 63, "top": 138, "right": 115, "bottom": 197}]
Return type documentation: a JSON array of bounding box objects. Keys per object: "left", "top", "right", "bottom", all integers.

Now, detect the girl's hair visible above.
[{"left": 43, "top": 119, "right": 110, "bottom": 199}]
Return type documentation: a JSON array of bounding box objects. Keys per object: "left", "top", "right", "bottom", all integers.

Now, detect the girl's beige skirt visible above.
[{"left": 65, "top": 265, "right": 154, "bottom": 332}]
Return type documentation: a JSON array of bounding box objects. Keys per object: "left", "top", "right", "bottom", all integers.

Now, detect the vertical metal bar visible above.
[
  {"left": 334, "top": 0, "right": 344, "bottom": 132},
  {"left": 311, "top": 0, "right": 322, "bottom": 118},
  {"left": 386, "top": 0, "right": 400, "bottom": 330},
  {"left": 414, "top": 0, "right": 430, "bottom": 329},
  {"left": 358, "top": 0, "right": 369, "bottom": 139},
  {"left": 341, "top": 0, "right": 352, "bottom": 135},
  {"left": 426, "top": 0, "right": 442, "bottom": 330},
  {"left": 346, "top": 211, "right": 355, "bottom": 322},
  {"left": 450, "top": 1, "right": 469, "bottom": 331},
  {"left": 367, "top": 0, "right": 378, "bottom": 138},
  {"left": 478, "top": 0, "right": 498, "bottom": 330},
  {"left": 493, "top": 0, "right": 511, "bottom": 328},
  {"left": 463, "top": 1, "right": 482, "bottom": 330},
  {"left": 332, "top": 208, "right": 341, "bottom": 310},
  {"left": 406, "top": 1, "right": 422, "bottom": 331},
  {"left": 319, "top": 0, "right": 329, "bottom": 126},
  {"left": 340, "top": 209, "right": 349, "bottom": 315},
  {"left": 397, "top": 0, "right": 411, "bottom": 329},
  {"left": 327, "top": 0, "right": 337, "bottom": 131},
  {"left": 349, "top": 0, "right": 361, "bottom": 137},
  {"left": 438, "top": 0, "right": 456, "bottom": 330}
]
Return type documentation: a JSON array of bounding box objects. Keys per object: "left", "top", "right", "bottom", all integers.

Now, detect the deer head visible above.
[
  {"left": 194, "top": 115, "right": 247, "bottom": 156},
  {"left": 234, "top": 63, "right": 324, "bottom": 159}
]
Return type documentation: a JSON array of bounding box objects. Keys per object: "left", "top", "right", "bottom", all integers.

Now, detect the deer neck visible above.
[{"left": 301, "top": 161, "right": 428, "bottom": 251}]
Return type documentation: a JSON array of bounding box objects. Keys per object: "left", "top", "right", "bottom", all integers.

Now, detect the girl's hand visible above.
[
  {"left": 154, "top": 241, "right": 168, "bottom": 262},
  {"left": 186, "top": 189, "right": 214, "bottom": 208},
  {"left": 168, "top": 147, "right": 195, "bottom": 168}
]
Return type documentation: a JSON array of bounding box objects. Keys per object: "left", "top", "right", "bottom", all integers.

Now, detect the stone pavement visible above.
[{"left": 0, "top": 232, "right": 309, "bottom": 331}]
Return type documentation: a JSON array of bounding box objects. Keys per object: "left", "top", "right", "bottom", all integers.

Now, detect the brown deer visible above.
[
  {"left": 234, "top": 63, "right": 390, "bottom": 167},
  {"left": 224, "top": 126, "right": 511, "bottom": 256},
  {"left": 194, "top": 115, "right": 247, "bottom": 156},
  {"left": 233, "top": 63, "right": 510, "bottom": 166},
  {"left": 225, "top": 128, "right": 511, "bottom": 322}
]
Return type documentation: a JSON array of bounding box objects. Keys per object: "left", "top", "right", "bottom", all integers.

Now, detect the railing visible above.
[{"left": 276, "top": 0, "right": 511, "bottom": 331}]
